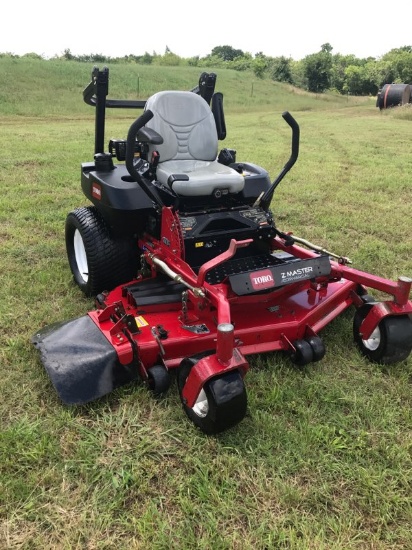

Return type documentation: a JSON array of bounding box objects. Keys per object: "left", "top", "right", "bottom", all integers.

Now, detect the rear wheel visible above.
[
  {"left": 177, "top": 355, "right": 247, "bottom": 435},
  {"left": 353, "top": 305, "right": 412, "bottom": 364},
  {"left": 65, "top": 206, "right": 138, "bottom": 296}
]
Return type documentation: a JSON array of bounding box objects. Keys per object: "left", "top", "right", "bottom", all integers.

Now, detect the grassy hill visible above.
[{"left": 0, "top": 56, "right": 372, "bottom": 117}]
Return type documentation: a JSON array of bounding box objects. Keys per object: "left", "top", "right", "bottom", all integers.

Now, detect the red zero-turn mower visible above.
[{"left": 32, "top": 68, "right": 412, "bottom": 434}]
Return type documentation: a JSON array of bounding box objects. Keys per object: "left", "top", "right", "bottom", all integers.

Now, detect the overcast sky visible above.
[{"left": 2, "top": 0, "right": 410, "bottom": 61}]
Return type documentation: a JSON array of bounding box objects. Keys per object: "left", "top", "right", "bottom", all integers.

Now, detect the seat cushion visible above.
[{"left": 156, "top": 160, "right": 243, "bottom": 196}]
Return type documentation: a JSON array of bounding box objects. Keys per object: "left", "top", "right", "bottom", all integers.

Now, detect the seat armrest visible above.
[
  {"left": 167, "top": 174, "right": 190, "bottom": 187},
  {"left": 137, "top": 127, "right": 164, "bottom": 145}
]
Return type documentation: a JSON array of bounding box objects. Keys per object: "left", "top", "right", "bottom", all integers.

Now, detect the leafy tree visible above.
[
  {"left": 211, "top": 45, "right": 244, "bottom": 62},
  {"left": 270, "top": 56, "right": 293, "bottom": 84},
  {"left": 253, "top": 57, "right": 267, "bottom": 78},
  {"left": 373, "top": 59, "right": 397, "bottom": 87},
  {"left": 330, "top": 53, "right": 361, "bottom": 93},
  {"left": 140, "top": 52, "right": 153, "bottom": 65},
  {"left": 187, "top": 56, "right": 200, "bottom": 67},
  {"left": 290, "top": 59, "right": 305, "bottom": 89},
  {"left": 229, "top": 52, "right": 253, "bottom": 71},
  {"left": 63, "top": 48, "right": 74, "bottom": 61},
  {"left": 76, "top": 53, "right": 107, "bottom": 63},
  {"left": 22, "top": 52, "right": 43, "bottom": 60},
  {"left": 198, "top": 54, "right": 226, "bottom": 68},
  {"left": 393, "top": 45, "right": 412, "bottom": 53},
  {"left": 380, "top": 48, "right": 412, "bottom": 83},
  {"left": 0, "top": 51, "right": 19, "bottom": 58},
  {"left": 321, "top": 43, "right": 333, "bottom": 54},
  {"left": 344, "top": 65, "right": 365, "bottom": 95},
  {"left": 156, "top": 50, "right": 181, "bottom": 66},
  {"left": 302, "top": 48, "right": 333, "bottom": 93}
]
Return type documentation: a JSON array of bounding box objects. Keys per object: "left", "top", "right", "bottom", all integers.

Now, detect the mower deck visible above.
[{"left": 90, "top": 271, "right": 357, "bottom": 368}]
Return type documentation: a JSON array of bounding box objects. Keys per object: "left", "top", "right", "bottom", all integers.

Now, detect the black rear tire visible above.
[
  {"left": 65, "top": 206, "right": 138, "bottom": 297},
  {"left": 177, "top": 354, "right": 247, "bottom": 435},
  {"left": 353, "top": 305, "right": 412, "bottom": 364}
]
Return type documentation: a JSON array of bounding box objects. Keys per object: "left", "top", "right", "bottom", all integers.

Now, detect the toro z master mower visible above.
[{"left": 32, "top": 68, "right": 412, "bottom": 434}]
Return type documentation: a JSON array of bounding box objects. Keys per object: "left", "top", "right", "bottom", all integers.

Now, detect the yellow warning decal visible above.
[
  {"left": 135, "top": 315, "right": 149, "bottom": 327},
  {"left": 195, "top": 242, "right": 204, "bottom": 248}
]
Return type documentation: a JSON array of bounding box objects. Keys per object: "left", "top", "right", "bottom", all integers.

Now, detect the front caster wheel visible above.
[
  {"left": 307, "top": 336, "right": 326, "bottom": 362},
  {"left": 147, "top": 364, "right": 171, "bottom": 396},
  {"left": 291, "top": 339, "right": 314, "bottom": 367},
  {"left": 177, "top": 355, "right": 247, "bottom": 435},
  {"left": 353, "top": 305, "right": 412, "bottom": 364}
]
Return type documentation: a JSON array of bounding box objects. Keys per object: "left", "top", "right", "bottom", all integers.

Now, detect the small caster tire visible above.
[
  {"left": 353, "top": 305, "right": 412, "bottom": 364},
  {"left": 291, "top": 339, "right": 314, "bottom": 367},
  {"left": 177, "top": 354, "right": 247, "bottom": 435},
  {"left": 306, "top": 336, "right": 325, "bottom": 362},
  {"left": 147, "top": 364, "right": 171, "bottom": 396}
]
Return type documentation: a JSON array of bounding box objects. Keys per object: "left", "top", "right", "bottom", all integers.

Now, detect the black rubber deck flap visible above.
[{"left": 32, "top": 315, "right": 139, "bottom": 405}]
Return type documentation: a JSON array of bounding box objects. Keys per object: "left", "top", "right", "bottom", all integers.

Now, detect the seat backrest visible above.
[{"left": 144, "top": 91, "right": 218, "bottom": 163}]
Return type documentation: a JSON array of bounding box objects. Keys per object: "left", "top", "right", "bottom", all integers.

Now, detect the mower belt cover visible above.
[
  {"left": 32, "top": 315, "right": 139, "bottom": 405},
  {"left": 229, "top": 255, "right": 331, "bottom": 295}
]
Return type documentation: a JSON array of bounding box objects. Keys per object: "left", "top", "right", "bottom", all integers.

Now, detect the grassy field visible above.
[{"left": 1, "top": 59, "right": 412, "bottom": 549}]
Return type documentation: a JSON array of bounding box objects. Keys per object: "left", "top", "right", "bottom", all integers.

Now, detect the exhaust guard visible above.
[{"left": 32, "top": 315, "right": 139, "bottom": 405}]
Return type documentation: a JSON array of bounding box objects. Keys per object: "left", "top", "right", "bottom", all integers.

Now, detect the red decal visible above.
[
  {"left": 92, "top": 184, "right": 102, "bottom": 200},
  {"left": 250, "top": 269, "right": 275, "bottom": 290}
]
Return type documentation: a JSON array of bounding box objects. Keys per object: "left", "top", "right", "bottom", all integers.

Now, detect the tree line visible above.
[{"left": 3, "top": 43, "right": 412, "bottom": 97}]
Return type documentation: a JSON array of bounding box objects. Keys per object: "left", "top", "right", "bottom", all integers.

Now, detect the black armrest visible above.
[
  {"left": 137, "top": 127, "right": 163, "bottom": 145},
  {"left": 167, "top": 174, "right": 189, "bottom": 187}
]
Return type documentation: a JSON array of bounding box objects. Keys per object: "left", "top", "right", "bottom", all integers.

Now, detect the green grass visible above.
[{"left": 1, "top": 60, "right": 411, "bottom": 549}]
